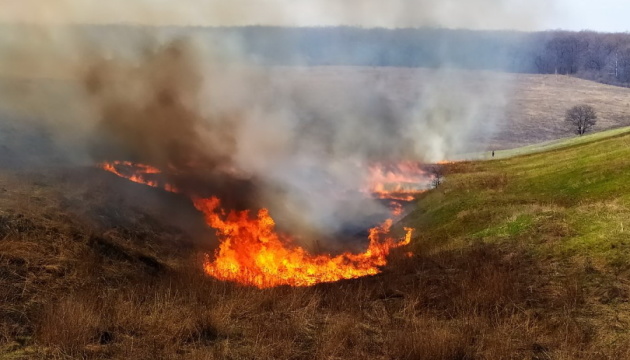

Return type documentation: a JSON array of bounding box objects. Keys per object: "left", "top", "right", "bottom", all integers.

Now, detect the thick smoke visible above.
[
  {"left": 0, "top": 1, "right": 545, "bottom": 243},
  {"left": 0, "top": 0, "right": 552, "bottom": 30}
]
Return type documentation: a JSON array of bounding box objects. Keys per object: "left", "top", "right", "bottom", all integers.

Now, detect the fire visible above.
[
  {"left": 366, "top": 161, "right": 433, "bottom": 201},
  {"left": 99, "top": 161, "right": 414, "bottom": 288},
  {"left": 194, "top": 197, "right": 412, "bottom": 288},
  {"left": 389, "top": 201, "right": 404, "bottom": 216},
  {"left": 99, "top": 161, "right": 179, "bottom": 193}
]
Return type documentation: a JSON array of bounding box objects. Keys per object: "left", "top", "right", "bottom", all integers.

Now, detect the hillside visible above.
[
  {"left": 404, "top": 128, "right": 630, "bottom": 356},
  {"left": 3, "top": 68, "right": 630, "bottom": 169},
  {"left": 267, "top": 67, "right": 630, "bottom": 150},
  {"left": 501, "top": 73, "right": 630, "bottom": 149},
  {"left": 2, "top": 110, "right": 630, "bottom": 358}
]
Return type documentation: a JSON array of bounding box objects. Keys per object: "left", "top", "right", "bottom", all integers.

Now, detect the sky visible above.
[
  {"left": 551, "top": 0, "right": 630, "bottom": 32},
  {"left": 0, "top": 0, "right": 627, "bottom": 32}
]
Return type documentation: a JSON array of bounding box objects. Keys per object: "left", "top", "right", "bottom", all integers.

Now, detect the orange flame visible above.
[
  {"left": 366, "top": 161, "right": 432, "bottom": 201},
  {"left": 389, "top": 201, "right": 404, "bottom": 217},
  {"left": 99, "top": 161, "right": 413, "bottom": 288},
  {"left": 99, "top": 161, "right": 179, "bottom": 193},
  {"left": 194, "top": 197, "right": 412, "bottom": 288}
]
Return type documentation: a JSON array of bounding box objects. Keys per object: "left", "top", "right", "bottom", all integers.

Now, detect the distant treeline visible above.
[
  {"left": 210, "top": 27, "right": 630, "bottom": 86},
  {"left": 10, "top": 25, "right": 630, "bottom": 86}
]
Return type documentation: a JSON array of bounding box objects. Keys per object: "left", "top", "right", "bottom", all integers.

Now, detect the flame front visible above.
[
  {"left": 99, "top": 161, "right": 179, "bottom": 193},
  {"left": 366, "top": 161, "right": 433, "bottom": 201},
  {"left": 194, "top": 197, "right": 412, "bottom": 288},
  {"left": 100, "top": 161, "right": 413, "bottom": 288}
]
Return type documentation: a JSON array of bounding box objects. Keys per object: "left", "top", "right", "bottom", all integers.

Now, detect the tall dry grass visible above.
[
  {"left": 2, "top": 169, "right": 630, "bottom": 359},
  {"left": 8, "top": 244, "right": 621, "bottom": 360}
]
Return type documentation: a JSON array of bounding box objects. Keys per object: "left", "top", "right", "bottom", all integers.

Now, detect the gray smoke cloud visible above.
[
  {"left": 0, "top": 0, "right": 553, "bottom": 30},
  {"left": 0, "top": 1, "right": 544, "bottom": 243}
]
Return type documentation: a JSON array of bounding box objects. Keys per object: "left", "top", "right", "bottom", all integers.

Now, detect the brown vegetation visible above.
[
  {"left": 501, "top": 73, "right": 630, "bottom": 148},
  {"left": 2, "top": 68, "right": 630, "bottom": 165},
  {"left": 1, "top": 168, "right": 629, "bottom": 359},
  {"left": 271, "top": 67, "right": 630, "bottom": 150},
  {"left": 566, "top": 104, "right": 598, "bottom": 135}
]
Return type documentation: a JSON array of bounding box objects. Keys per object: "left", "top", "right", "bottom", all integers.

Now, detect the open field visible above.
[
  {"left": 2, "top": 66, "right": 630, "bottom": 359},
  {"left": 2, "top": 105, "right": 630, "bottom": 358},
  {"left": 3, "top": 68, "right": 630, "bottom": 166},
  {"left": 460, "top": 125, "right": 630, "bottom": 161},
  {"left": 502, "top": 73, "right": 630, "bottom": 148},
  {"left": 272, "top": 67, "right": 630, "bottom": 150},
  {"left": 492, "top": 125, "right": 630, "bottom": 159}
]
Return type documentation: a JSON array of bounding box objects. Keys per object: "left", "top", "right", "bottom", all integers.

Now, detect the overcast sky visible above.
[
  {"left": 0, "top": 0, "right": 627, "bottom": 33},
  {"left": 550, "top": 0, "right": 630, "bottom": 32}
]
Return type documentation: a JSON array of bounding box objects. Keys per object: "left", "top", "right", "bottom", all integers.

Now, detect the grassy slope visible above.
[
  {"left": 492, "top": 126, "right": 630, "bottom": 159},
  {"left": 412, "top": 127, "right": 630, "bottom": 260},
  {"left": 406, "top": 128, "right": 630, "bottom": 352},
  {"left": 3, "top": 64, "right": 630, "bottom": 358},
  {"left": 2, "top": 130, "right": 630, "bottom": 359}
]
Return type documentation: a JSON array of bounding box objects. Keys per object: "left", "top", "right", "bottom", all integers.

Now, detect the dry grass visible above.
[
  {"left": 505, "top": 74, "right": 630, "bottom": 147},
  {"left": 269, "top": 68, "right": 630, "bottom": 150},
  {"left": 5, "top": 247, "right": 555, "bottom": 359},
  {"left": 1, "top": 161, "right": 630, "bottom": 359},
  {"left": 15, "top": 242, "right": 622, "bottom": 360},
  {"left": 3, "top": 68, "right": 630, "bottom": 167}
]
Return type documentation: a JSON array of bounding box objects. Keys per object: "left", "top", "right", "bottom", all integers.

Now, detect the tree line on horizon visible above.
[
  {"left": 6, "top": 24, "right": 630, "bottom": 86},
  {"left": 204, "top": 27, "right": 630, "bottom": 86}
]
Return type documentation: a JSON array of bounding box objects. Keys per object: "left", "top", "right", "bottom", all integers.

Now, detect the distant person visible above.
[{"left": 492, "top": 150, "right": 495, "bottom": 158}]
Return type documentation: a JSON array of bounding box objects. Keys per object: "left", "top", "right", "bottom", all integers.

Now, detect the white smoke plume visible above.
[
  {"left": 0, "top": 0, "right": 546, "bottom": 241},
  {"left": 0, "top": 0, "right": 553, "bottom": 29}
]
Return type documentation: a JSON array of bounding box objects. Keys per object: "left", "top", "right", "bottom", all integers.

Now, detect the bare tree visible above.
[
  {"left": 565, "top": 105, "right": 597, "bottom": 136},
  {"left": 428, "top": 164, "right": 445, "bottom": 188}
]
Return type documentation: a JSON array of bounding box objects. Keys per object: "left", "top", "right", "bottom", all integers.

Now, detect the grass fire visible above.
[
  {"left": 4, "top": 1, "right": 630, "bottom": 359},
  {"left": 100, "top": 161, "right": 414, "bottom": 288}
]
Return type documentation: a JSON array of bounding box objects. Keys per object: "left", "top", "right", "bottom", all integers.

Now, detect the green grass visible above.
[
  {"left": 408, "top": 127, "right": 630, "bottom": 268},
  {"left": 403, "top": 129, "right": 630, "bottom": 352},
  {"left": 4, "top": 125, "right": 630, "bottom": 358},
  {"left": 483, "top": 126, "right": 630, "bottom": 160}
]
